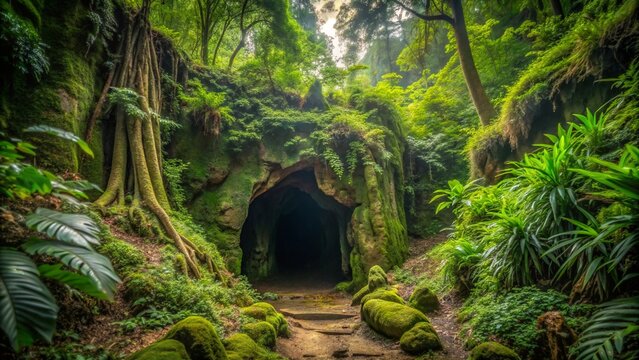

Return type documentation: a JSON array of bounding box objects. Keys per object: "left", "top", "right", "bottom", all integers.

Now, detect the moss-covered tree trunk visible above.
[{"left": 95, "top": 1, "right": 207, "bottom": 278}]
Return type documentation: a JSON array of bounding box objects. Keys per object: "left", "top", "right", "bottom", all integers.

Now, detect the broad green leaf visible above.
[
  {"left": 24, "top": 125, "right": 94, "bottom": 158},
  {"left": 0, "top": 248, "right": 58, "bottom": 351},
  {"left": 23, "top": 240, "right": 120, "bottom": 299},
  {"left": 25, "top": 208, "right": 101, "bottom": 249},
  {"left": 37, "top": 264, "right": 107, "bottom": 300}
]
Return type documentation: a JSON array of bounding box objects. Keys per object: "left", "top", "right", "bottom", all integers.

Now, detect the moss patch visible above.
[
  {"left": 127, "top": 339, "right": 190, "bottom": 360},
  {"left": 351, "top": 284, "right": 370, "bottom": 306},
  {"left": 164, "top": 316, "right": 227, "bottom": 360},
  {"left": 361, "top": 299, "right": 429, "bottom": 339},
  {"left": 408, "top": 285, "right": 440, "bottom": 313},
  {"left": 367, "top": 265, "right": 388, "bottom": 291},
  {"left": 361, "top": 288, "right": 405, "bottom": 306},
  {"left": 399, "top": 322, "right": 442, "bottom": 355},
  {"left": 240, "top": 321, "right": 276, "bottom": 349},
  {"left": 469, "top": 342, "right": 521, "bottom": 360},
  {"left": 224, "top": 333, "right": 282, "bottom": 360},
  {"left": 240, "top": 302, "right": 289, "bottom": 337}
]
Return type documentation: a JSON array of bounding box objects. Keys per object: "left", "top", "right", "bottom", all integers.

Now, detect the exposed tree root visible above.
[{"left": 94, "top": 1, "right": 222, "bottom": 281}]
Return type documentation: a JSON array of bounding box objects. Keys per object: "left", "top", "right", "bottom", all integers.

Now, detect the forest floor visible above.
[{"left": 256, "top": 234, "right": 467, "bottom": 360}]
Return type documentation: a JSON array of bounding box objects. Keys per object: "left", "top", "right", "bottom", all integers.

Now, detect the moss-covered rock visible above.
[
  {"left": 127, "top": 339, "right": 190, "bottom": 360},
  {"left": 224, "top": 333, "right": 282, "bottom": 360},
  {"left": 468, "top": 342, "right": 520, "bottom": 360},
  {"left": 351, "top": 285, "right": 370, "bottom": 306},
  {"left": 408, "top": 285, "right": 440, "bottom": 313},
  {"left": 368, "top": 265, "right": 388, "bottom": 291},
  {"left": 240, "top": 302, "right": 289, "bottom": 337},
  {"left": 361, "top": 288, "right": 405, "bottom": 306},
  {"left": 240, "top": 321, "right": 276, "bottom": 348},
  {"left": 399, "top": 322, "right": 442, "bottom": 354},
  {"left": 164, "top": 316, "right": 227, "bottom": 360},
  {"left": 361, "top": 299, "right": 429, "bottom": 339}
]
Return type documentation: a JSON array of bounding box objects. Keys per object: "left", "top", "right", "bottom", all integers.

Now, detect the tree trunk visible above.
[
  {"left": 449, "top": 0, "right": 497, "bottom": 125},
  {"left": 549, "top": 0, "right": 564, "bottom": 18},
  {"left": 201, "top": 29, "right": 209, "bottom": 65},
  {"left": 94, "top": 4, "right": 225, "bottom": 280},
  {"left": 228, "top": 31, "right": 246, "bottom": 70}
]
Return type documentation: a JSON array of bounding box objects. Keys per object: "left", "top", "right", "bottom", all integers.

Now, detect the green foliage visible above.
[
  {"left": 181, "top": 79, "right": 233, "bottom": 136},
  {"left": 107, "top": 87, "right": 147, "bottom": 120},
  {"left": 572, "top": 296, "right": 639, "bottom": 360},
  {"left": 460, "top": 287, "right": 592, "bottom": 359},
  {"left": 116, "top": 307, "right": 193, "bottom": 333},
  {"left": 0, "top": 127, "right": 119, "bottom": 351},
  {"left": 163, "top": 158, "right": 190, "bottom": 211},
  {"left": 0, "top": 10, "right": 48, "bottom": 80}
]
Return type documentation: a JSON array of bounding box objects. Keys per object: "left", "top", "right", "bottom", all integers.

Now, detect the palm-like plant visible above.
[
  {"left": 431, "top": 178, "right": 481, "bottom": 215},
  {"left": 0, "top": 127, "right": 120, "bottom": 351},
  {"left": 573, "top": 297, "right": 639, "bottom": 360}
]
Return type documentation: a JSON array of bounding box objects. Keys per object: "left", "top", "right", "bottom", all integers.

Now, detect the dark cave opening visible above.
[{"left": 240, "top": 170, "right": 353, "bottom": 286}]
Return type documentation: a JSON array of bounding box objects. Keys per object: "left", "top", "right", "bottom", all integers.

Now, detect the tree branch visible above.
[{"left": 392, "top": 0, "right": 454, "bottom": 25}]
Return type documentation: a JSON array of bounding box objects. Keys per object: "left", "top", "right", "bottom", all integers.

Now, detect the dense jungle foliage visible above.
[{"left": 0, "top": 0, "right": 638, "bottom": 359}]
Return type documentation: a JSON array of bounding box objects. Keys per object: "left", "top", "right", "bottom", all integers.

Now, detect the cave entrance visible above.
[{"left": 240, "top": 170, "right": 353, "bottom": 287}]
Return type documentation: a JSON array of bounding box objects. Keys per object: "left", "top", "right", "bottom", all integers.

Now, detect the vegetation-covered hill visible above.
[{"left": 0, "top": 0, "right": 637, "bottom": 359}]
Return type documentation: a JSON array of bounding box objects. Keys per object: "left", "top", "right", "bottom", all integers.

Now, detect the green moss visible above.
[
  {"left": 399, "top": 322, "right": 442, "bottom": 355},
  {"left": 224, "top": 333, "right": 282, "bottom": 360},
  {"left": 469, "top": 342, "right": 520, "bottom": 360},
  {"left": 127, "top": 339, "right": 190, "bottom": 360},
  {"left": 351, "top": 284, "right": 370, "bottom": 306},
  {"left": 240, "top": 321, "right": 276, "bottom": 349},
  {"left": 240, "top": 302, "right": 289, "bottom": 337},
  {"left": 361, "top": 299, "right": 429, "bottom": 339},
  {"left": 361, "top": 288, "right": 405, "bottom": 306},
  {"left": 99, "top": 237, "right": 145, "bottom": 275},
  {"left": 408, "top": 285, "right": 440, "bottom": 313},
  {"left": 164, "top": 316, "right": 227, "bottom": 360},
  {"left": 367, "top": 265, "right": 388, "bottom": 291}
]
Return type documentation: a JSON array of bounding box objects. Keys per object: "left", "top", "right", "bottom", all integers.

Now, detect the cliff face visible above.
[
  {"left": 469, "top": 2, "right": 639, "bottom": 182},
  {"left": 172, "top": 98, "right": 409, "bottom": 290}
]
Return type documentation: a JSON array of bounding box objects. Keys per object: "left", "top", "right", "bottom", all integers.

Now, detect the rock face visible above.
[
  {"left": 468, "top": 342, "right": 520, "bottom": 360},
  {"left": 174, "top": 98, "right": 409, "bottom": 288},
  {"left": 164, "top": 316, "right": 227, "bottom": 360}
]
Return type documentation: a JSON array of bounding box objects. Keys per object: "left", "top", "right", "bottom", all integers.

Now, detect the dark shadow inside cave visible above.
[{"left": 240, "top": 170, "right": 353, "bottom": 287}]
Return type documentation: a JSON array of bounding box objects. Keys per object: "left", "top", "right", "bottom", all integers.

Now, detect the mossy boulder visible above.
[
  {"left": 399, "top": 322, "right": 442, "bottom": 354},
  {"left": 164, "top": 316, "right": 227, "bottom": 360},
  {"left": 361, "top": 288, "right": 405, "bottom": 306},
  {"left": 224, "top": 333, "right": 281, "bottom": 360},
  {"left": 468, "top": 342, "right": 520, "bottom": 360},
  {"left": 408, "top": 285, "right": 440, "bottom": 313},
  {"left": 127, "top": 339, "right": 190, "bottom": 360},
  {"left": 368, "top": 265, "right": 388, "bottom": 291},
  {"left": 361, "top": 299, "right": 429, "bottom": 339},
  {"left": 240, "top": 321, "right": 276, "bottom": 348},
  {"left": 351, "top": 285, "right": 370, "bottom": 306},
  {"left": 240, "top": 302, "right": 289, "bottom": 337}
]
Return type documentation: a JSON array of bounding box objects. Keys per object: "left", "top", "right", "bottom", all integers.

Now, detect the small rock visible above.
[{"left": 332, "top": 348, "right": 349, "bottom": 358}]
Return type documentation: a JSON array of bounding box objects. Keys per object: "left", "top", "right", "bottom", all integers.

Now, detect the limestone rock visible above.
[
  {"left": 361, "top": 288, "right": 405, "bottom": 306},
  {"left": 408, "top": 285, "right": 440, "bottom": 313},
  {"left": 361, "top": 299, "right": 429, "bottom": 339},
  {"left": 241, "top": 321, "right": 277, "bottom": 348},
  {"left": 367, "top": 265, "right": 388, "bottom": 291},
  {"left": 468, "top": 342, "right": 520, "bottom": 360},
  {"left": 127, "top": 339, "right": 190, "bottom": 360},
  {"left": 164, "top": 316, "right": 227, "bottom": 360},
  {"left": 400, "top": 322, "right": 442, "bottom": 354},
  {"left": 241, "top": 302, "right": 290, "bottom": 337}
]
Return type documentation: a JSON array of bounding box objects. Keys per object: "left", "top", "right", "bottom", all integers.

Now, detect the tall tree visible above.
[
  {"left": 338, "top": 0, "right": 497, "bottom": 125},
  {"left": 195, "top": 0, "right": 222, "bottom": 65}
]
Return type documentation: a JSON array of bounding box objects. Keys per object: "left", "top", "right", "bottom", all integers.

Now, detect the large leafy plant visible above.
[{"left": 0, "top": 127, "right": 120, "bottom": 351}]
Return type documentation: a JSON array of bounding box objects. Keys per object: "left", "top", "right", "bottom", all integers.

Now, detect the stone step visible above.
[{"left": 280, "top": 308, "right": 357, "bottom": 320}]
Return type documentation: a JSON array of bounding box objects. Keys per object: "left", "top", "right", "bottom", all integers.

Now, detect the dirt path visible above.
[{"left": 257, "top": 235, "right": 467, "bottom": 360}]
